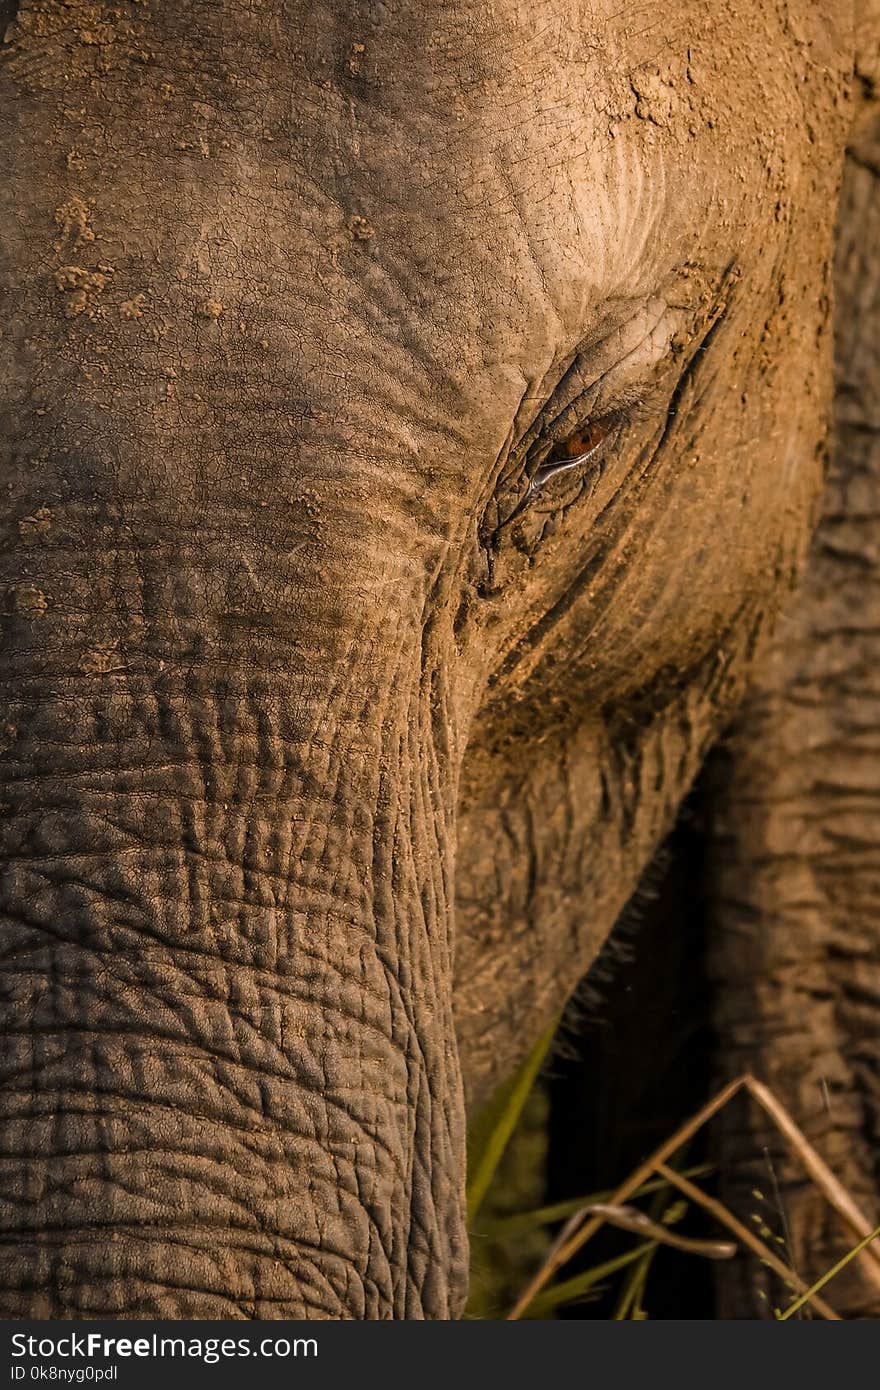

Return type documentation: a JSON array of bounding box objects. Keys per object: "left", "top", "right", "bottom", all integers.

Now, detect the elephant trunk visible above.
[{"left": 0, "top": 517, "right": 468, "bottom": 1317}]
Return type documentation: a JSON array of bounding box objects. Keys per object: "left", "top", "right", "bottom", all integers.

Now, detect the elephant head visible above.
[{"left": 0, "top": 0, "right": 865, "bottom": 1317}]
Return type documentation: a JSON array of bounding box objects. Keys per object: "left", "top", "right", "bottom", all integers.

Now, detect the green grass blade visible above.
[
  {"left": 611, "top": 1180, "right": 679, "bottom": 1319},
  {"left": 521, "top": 1242, "right": 657, "bottom": 1318},
  {"left": 777, "top": 1222, "right": 880, "bottom": 1321},
  {"left": 492, "top": 1165, "right": 712, "bottom": 1235},
  {"left": 466, "top": 1013, "right": 560, "bottom": 1227},
  {"left": 613, "top": 1247, "right": 653, "bottom": 1320}
]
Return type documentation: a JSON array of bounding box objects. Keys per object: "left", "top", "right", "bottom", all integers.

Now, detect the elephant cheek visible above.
[{"left": 0, "top": 646, "right": 468, "bottom": 1318}]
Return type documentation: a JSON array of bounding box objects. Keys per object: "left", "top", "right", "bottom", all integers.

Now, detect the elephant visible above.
[{"left": 0, "top": 0, "right": 878, "bottom": 1319}]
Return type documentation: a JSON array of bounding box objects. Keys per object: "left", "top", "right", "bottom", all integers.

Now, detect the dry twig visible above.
[
  {"left": 508, "top": 1072, "right": 880, "bottom": 1320},
  {"left": 655, "top": 1164, "right": 838, "bottom": 1320}
]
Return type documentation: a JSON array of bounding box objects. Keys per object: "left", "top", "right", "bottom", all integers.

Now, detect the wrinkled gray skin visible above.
[
  {"left": 707, "top": 83, "right": 880, "bottom": 1317},
  {"left": 0, "top": 0, "right": 876, "bottom": 1318}
]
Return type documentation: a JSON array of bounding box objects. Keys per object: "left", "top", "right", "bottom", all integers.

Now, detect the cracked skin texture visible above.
[{"left": 0, "top": 0, "right": 873, "bottom": 1318}]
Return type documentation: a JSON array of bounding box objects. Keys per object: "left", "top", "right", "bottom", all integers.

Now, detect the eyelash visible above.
[
  {"left": 493, "top": 398, "right": 637, "bottom": 533},
  {"left": 531, "top": 399, "right": 638, "bottom": 481}
]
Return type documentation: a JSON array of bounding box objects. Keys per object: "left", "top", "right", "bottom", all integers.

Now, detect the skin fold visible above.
[
  {"left": 706, "top": 93, "right": 880, "bottom": 1318},
  {"left": 0, "top": 0, "right": 873, "bottom": 1317}
]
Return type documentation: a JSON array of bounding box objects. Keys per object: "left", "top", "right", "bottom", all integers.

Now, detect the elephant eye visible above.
[
  {"left": 494, "top": 414, "right": 617, "bottom": 533},
  {"left": 533, "top": 418, "right": 610, "bottom": 487}
]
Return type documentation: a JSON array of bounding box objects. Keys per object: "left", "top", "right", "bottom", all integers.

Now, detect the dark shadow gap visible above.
[{"left": 545, "top": 777, "right": 717, "bottom": 1319}]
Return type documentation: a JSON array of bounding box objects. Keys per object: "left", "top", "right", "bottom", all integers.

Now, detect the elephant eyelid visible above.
[
  {"left": 532, "top": 415, "right": 616, "bottom": 488},
  {"left": 495, "top": 405, "right": 630, "bottom": 532},
  {"left": 535, "top": 374, "right": 651, "bottom": 455}
]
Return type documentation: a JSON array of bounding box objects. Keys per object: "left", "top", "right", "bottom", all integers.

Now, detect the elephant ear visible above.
[{"left": 705, "top": 92, "right": 880, "bottom": 1318}]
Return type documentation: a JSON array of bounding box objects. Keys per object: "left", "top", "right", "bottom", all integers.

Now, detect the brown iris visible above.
[
  {"left": 539, "top": 414, "right": 606, "bottom": 475},
  {"left": 545, "top": 419, "right": 608, "bottom": 466},
  {"left": 532, "top": 417, "right": 610, "bottom": 489}
]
